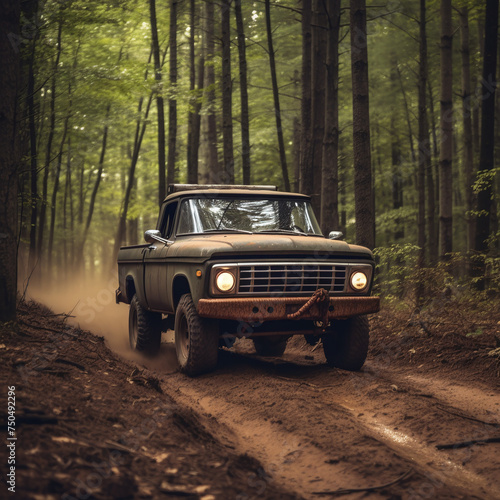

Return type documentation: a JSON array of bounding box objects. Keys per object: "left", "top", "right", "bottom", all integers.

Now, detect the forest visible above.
[{"left": 1, "top": 0, "right": 499, "bottom": 321}]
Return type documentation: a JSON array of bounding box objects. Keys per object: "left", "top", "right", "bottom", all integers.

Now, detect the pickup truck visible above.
[{"left": 116, "top": 184, "right": 379, "bottom": 376}]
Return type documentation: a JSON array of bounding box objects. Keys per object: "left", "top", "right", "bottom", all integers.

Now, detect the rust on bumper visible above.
[{"left": 197, "top": 296, "right": 380, "bottom": 322}]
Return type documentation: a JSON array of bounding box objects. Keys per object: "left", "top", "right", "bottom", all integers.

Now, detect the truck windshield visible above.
[{"left": 176, "top": 198, "right": 323, "bottom": 236}]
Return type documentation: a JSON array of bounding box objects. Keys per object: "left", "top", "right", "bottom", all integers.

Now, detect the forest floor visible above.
[{"left": 1, "top": 299, "right": 499, "bottom": 499}]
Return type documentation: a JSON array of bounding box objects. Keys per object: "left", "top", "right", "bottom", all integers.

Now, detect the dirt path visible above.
[{"left": 143, "top": 339, "right": 500, "bottom": 499}]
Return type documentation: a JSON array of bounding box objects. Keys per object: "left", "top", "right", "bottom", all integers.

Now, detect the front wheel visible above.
[
  {"left": 322, "top": 316, "right": 369, "bottom": 371},
  {"left": 129, "top": 295, "right": 162, "bottom": 355},
  {"left": 175, "top": 294, "right": 219, "bottom": 376}
]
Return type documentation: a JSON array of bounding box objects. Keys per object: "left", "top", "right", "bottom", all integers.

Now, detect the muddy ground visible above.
[{"left": 1, "top": 300, "right": 499, "bottom": 499}]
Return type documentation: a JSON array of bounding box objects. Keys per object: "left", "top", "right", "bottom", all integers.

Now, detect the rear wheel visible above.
[
  {"left": 253, "top": 337, "right": 287, "bottom": 357},
  {"left": 322, "top": 316, "right": 369, "bottom": 371},
  {"left": 129, "top": 295, "right": 162, "bottom": 355},
  {"left": 175, "top": 294, "right": 219, "bottom": 376}
]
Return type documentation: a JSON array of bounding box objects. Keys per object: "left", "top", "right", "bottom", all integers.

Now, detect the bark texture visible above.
[
  {"left": 235, "top": 0, "right": 251, "bottom": 185},
  {"left": 265, "top": 0, "right": 290, "bottom": 191},
  {"left": 221, "top": 0, "right": 234, "bottom": 184},
  {"left": 0, "top": 0, "right": 21, "bottom": 320},
  {"left": 320, "top": 0, "right": 340, "bottom": 234},
  {"left": 350, "top": 0, "right": 374, "bottom": 249},
  {"left": 439, "top": 0, "right": 453, "bottom": 258},
  {"left": 167, "top": 0, "right": 178, "bottom": 187},
  {"left": 474, "top": 0, "right": 499, "bottom": 255}
]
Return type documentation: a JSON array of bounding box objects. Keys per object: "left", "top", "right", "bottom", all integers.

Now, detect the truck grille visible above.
[{"left": 238, "top": 263, "right": 347, "bottom": 295}]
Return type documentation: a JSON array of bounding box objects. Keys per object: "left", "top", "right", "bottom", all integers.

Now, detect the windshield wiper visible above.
[
  {"left": 204, "top": 228, "right": 253, "bottom": 234},
  {"left": 256, "top": 229, "right": 309, "bottom": 236}
]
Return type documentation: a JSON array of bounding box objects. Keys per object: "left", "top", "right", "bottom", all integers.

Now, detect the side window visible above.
[{"left": 160, "top": 202, "right": 178, "bottom": 238}]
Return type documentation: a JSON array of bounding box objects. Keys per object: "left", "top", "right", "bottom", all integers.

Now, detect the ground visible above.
[{"left": 1, "top": 299, "right": 499, "bottom": 499}]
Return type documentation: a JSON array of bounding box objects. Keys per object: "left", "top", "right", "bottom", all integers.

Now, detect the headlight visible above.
[
  {"left": 216, "top": 271, "right": 235, "bottom": 292},
  {"left": 350, "top": 271, "right": 368, "bottom": 291}
]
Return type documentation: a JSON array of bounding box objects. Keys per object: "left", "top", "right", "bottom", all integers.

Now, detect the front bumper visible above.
[{"left": 197, "top": 296, "right": 380, "bottom": 322}]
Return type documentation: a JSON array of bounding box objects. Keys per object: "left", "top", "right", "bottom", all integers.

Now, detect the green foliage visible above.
[{"left": 374, "top": 245, "right": 500, "bottom": 310}]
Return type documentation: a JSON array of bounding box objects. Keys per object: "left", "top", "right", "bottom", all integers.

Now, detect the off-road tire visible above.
[
  {"left": 322, "top": 315, "right": 369, "bottom": 371},
  {"left": 175, "top": 294, "right": 219, "bottom": 376},
  {"left": 253, "top": 337, "right": 287, "bottom": 357},
  {"left": 129, "top": 295, "right": 162, "bottom": 355}
]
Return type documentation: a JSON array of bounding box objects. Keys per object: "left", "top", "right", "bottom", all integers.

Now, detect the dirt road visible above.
[
  {"left": 2, "top": 301, "right": 499, "bottom": 499},
  {"left": 148, "top": 337, "right": 500, "bottom": 499}
]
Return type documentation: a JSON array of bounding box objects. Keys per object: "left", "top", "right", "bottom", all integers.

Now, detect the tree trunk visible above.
[
  {"left": 390, "top": 57, "right": 403, "bottom": 242},
  {"left": 396, "top": 64, "right": 416, "bottom": 162},
  {"left": 203, "top": 0, "right": 219, "bottom": 182},
  {"left": 439, "top": 0, "right": 453, "bottom": 259},
  {"left": 0, "top": 0, "right": 21, "bottom": 321},
  {"left": 320, "top": 0, "right": 340, "bottom": 234},
  {"left": 474, "top": 0, "right": 499, "bottom": 256},
  {"left": 191, "top": 53, "right": 204, "bottom": 183},
  {"left": 350, "top": 0, "right": 374, "bottom": 249},
  {"left": 47, "top": 107, "right": 70, "bottom": 272},
  {"left": 221, "top": 0, "right": 234, "bottom": 184},
  {"left": 458, "top": 6, "right": 475, "bottom": 255},
  {"left": 235, "top": 0, "right": 251, "bottom": 185},
  {"left": 426, "top": 79, "right": 439, "bottom": 264},
  {"left": 265, "top": 0, "right": 290, "bottom": 191},
  {"left": 167, "top": 0, "right": 178, "bottom": 187},
  {"left": 187, "top": 0, "right": 197, "bottom": 184},
  {"left": 27, "top": 38, "right": 38, "bottom": 274},
  {"left": 417, "top": 0, "right": 429, "bottom": 286},
  {"left": 113, "top": 94, "right": 154, "bottom": 262},
  {"left": 82, "top": 104, "right": 110, "bottom": 246},
  {"left": 37, "top": 22, "right": 63, "bottom": 266},
  {"left": 149, "top": 0, "right": 166, "bottom": 205},
  {"left": 311, "top": 0, "right": 327, "bottom": 211},
  {"left": 293, "top": 117, "right": 301, "bottom": 193},
  {"left": 299, "top": 0, "right": 313, "bottom": 196}
]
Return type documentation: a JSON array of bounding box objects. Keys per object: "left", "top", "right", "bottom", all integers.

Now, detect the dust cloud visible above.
[{"left": 26, "top": 271, "right": 130, "bottom": 354}]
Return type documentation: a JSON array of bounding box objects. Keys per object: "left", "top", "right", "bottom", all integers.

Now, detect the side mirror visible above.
[
  {"left": 144, "top": 229, "right": 161, "bottom": 244},
  {"left": 328, "top": 231, "right": 344, "bottom": 240}
]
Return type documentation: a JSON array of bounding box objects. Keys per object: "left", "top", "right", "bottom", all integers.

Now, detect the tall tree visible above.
[
  {"left": 37, "top": 21, "right": 63, "bottom": 266},
  {"left": 417, "top": 0, "right": 429, "bottom": 268},
  {"left": 27, "top": 33, "right": 38, "bottom": 274},
  {"left": 475, "top": 0, "right": 499, "bottom": 256},
  {"left": 221, "top": 0, "right": 234, "bottom": 183},
  {"left": 311, "top": 0, "right": 327, "bottom": 211},
  {"left": 203, "top": 0, "right": 219, "bottom": 182},
  {"left": 234, "top": 0, "right": 251, "bottom": 184},
  {"left": 113, "top": 94, "right": 154, "bottom": 261},
  {"left": 187, "top": 0, "right": 197, "bottom": 184},
  {"left": 427, "top": 79, "right": 439, "bottom": 263},
  {"left": 166, "top": 0, "right": 178, "bottom": 187},
  {"left": 265, "top": 0, "right": 290, "bottom": 191},
  {"left": 439, "top": 0, "right": 453, "bottom": 258},
  {"left": 350, "top": 0, "right": 374, "bottom": 249},
  {"left": 299, "top": 0, "right": 313, "bottom": 196},
  {"left": 47, "top": 99, "right": 70, "bottom": 271},
  {"left": 149, "top": 0, "right": 166, "bottom": 205},
  {"left": 0, "top": 0, "right": 21, "bottom": 320},
  {"left": 320, "top": 0, "right": 341, "bottom": 234},
  {"left": 81, "top": 105, "right": 111, "bottom": 247},
  {"left": 458, "top": 5, "right": 475, "bottom": 254}
]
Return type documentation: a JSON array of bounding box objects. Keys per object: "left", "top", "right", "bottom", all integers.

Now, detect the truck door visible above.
[{"left": 144, "top": 201, "right": 178, "bottom": 312}]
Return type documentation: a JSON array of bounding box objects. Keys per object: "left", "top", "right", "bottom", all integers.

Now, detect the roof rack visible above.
[{"left": 167, "top": 184, "right": 278, "bottom": 194}]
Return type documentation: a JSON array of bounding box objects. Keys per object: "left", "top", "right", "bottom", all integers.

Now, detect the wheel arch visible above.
[{"left": 172, "top": 273, "right": 192, "bottom": 310}]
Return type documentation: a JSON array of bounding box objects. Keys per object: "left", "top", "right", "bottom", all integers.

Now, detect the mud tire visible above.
[
  {"left": 129, "top": 295, "right": 162, "bottom": 355},
  {"left": 175, "top": 294, "right": 219, "bottom": 376},
  {"left": 322, "top": 315, "right": 369, "bottom": 371},
  {"left": 253, "top": 337, "right": 287, "bottom": 357}
]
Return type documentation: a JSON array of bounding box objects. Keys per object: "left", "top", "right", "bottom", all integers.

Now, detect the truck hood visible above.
[{"left": 168, "top": 234, "right": 373, "bottom": 260}]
